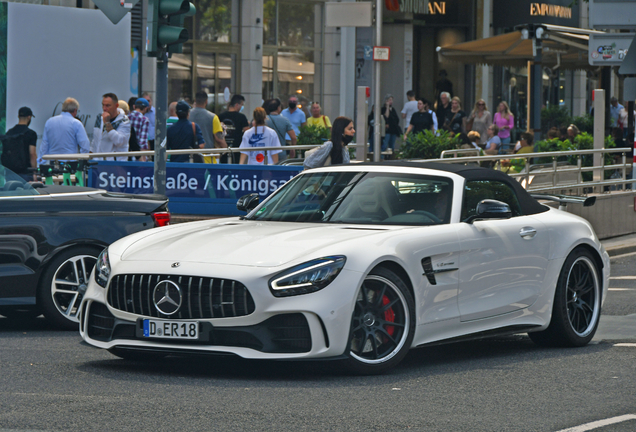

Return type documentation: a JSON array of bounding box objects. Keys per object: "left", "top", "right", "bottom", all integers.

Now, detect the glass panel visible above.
[
  {"left": 196, "top": 52, "right": 216, "bottom": 109},
  {"left": 262, "top": 54, "right": 274, "bottom": 101},
  {"left": 263, "top": 0, "right": 277, "bottom": 45},
  {"left": 190, "top": 0, "right": 232, "bottom": 43},
  {"left": 168, "top": 47, "right": 193, "bottom": 104},
  {"left": 276, "top": 50, "right": 314, "bottom": 111},
  {"left": 216, "top": 53, "right": 236, "bottom": 113},
  {"left": 461, "top": 180, "right": 522, "bottom": 221},
  {"left": 278, "top": 0, "right": 315, "bottom": 48}
]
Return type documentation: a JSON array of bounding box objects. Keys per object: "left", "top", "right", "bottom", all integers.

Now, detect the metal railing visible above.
[
  {"left": 41, "top": 145, "right": 633, "bottom": 193},
  {"left": 426, "top": 148, "right": 633, "bottom": 193},
  {"left": 41, "top": 143, "right": 355, "bottom": 165}
]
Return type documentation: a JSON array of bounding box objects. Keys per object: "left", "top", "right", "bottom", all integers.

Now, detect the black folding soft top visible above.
[{"left": 360, "top": 161, "right": 549, "bottom": 216}]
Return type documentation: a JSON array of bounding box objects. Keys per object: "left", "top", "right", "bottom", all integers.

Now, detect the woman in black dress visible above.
[{"left": 444, "top": 96, "right": 466, "bottom": 136}]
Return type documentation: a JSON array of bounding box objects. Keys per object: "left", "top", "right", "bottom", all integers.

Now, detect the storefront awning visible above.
[{"left": 436, "top": 24, "right": 605, "bottom": 70}]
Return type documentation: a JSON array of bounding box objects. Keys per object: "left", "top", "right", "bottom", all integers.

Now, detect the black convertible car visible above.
[{"left": 0, "top": 167, "right": 169, "bottom": 329}]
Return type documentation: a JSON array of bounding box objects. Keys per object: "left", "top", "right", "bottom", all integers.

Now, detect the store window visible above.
[
  {"left": 263, "top": 0, "right": 323, "bottom": 107},
  {"left": 168, "top": 0, "right": 240, "bottom": 113},
  {"left": 188, "top": 0, "right": 233, "bottom": 43}
]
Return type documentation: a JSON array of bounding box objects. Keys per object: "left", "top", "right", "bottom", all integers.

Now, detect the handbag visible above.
[{"left": 303, "top": 142, "right": 332, "bottom": 169}]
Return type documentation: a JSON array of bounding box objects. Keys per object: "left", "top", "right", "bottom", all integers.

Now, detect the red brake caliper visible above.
[{"left": 382, "top": 295, "right": 395, "bottom": 337}]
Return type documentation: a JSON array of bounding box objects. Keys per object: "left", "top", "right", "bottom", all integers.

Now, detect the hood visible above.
[{"left": 120, "top": 220, "right": 398, "bottom": 267}]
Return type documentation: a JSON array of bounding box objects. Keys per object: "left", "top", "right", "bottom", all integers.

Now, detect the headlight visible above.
[
  {"left": 94, "top": 247, "right": 111, "bottom": 288},
  {"left": 269, "top": 256, "right": 346, "bottom": 297}
]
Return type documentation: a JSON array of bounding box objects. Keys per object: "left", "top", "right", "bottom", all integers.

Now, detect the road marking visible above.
[
  {"left": 614, "top": 343, "right": 636, "bottom": 347},
  {"left": 610, "top": 276, "right": 636, "bottom": 280},
  {"left": 555, "top": 414, "right": 636, "bottom": 432},
  {"left": 608, "top": 288, "right": 635, "bottom": 291}
]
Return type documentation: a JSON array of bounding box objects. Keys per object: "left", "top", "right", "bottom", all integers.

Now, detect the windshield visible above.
[
  {"left": 249, "top": 171, "right": 453, "bottom": 225},
  {"left": 0, "top": 166, "right": 38, "bottom": 197}
]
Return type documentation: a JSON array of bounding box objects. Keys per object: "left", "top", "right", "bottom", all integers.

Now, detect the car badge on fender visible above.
[{"left": 153, "top": 280, "right": 182, "bottom": 315}]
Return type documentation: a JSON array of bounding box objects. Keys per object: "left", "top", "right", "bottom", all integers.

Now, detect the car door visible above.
[{"left": 456, "top": 180, "right": 550, "bottom": 322}]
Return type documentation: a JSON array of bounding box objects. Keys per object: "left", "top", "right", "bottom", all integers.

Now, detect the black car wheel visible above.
[
  {"left": 39, "top": 246, "right": 100, "bottom": 330},
  {"left": 344, "top": 267, "right": 415, "bottom": 374},
  {"left": 529, "top": 248, "right": 602, "bottom": 347}
]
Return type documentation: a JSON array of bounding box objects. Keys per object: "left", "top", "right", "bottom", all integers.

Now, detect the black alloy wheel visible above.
[
  {"left": 345, "top": 267, "right": 415, "bottom": 374},
  {"left": 529, "top": 248, "right": 601, "bottom": 347}
]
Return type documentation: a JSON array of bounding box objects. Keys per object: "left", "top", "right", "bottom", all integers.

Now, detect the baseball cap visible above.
[
  {"left": 176, "top": 100, "right": 190, "bottom": 114},
  {"left": 18, "top": 107, "right": 34, "bottom": 117},
  {"left": 135, "top": 98, "right": 149, "bottom": 108}
]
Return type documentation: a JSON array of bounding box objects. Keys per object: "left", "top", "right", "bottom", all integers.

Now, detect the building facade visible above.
[{"left": 11, "top": 0, "right": 616, "bottom": 139}]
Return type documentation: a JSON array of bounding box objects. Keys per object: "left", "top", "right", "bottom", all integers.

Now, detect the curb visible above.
[{"left": 605, "top": 244, "right": 636, "bottom": 257}]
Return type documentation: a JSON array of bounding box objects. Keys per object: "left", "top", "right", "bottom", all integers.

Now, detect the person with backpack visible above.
[
  {"left": 39, "top": 98, "right": 90, "bottom": 166},
  {"left": 2, "top": 107, "right": 38, "bottom": 180}
]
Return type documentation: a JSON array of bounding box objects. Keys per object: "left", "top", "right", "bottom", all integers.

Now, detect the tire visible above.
[
  {"left": 344, "top": 267, "right": 415, "bottom": 374},
  {"left": 38, "top": 246, "right": 100, "bottom": 330},
  {"left": 529, "top": 248, "right": 602, "bottom": 347}
]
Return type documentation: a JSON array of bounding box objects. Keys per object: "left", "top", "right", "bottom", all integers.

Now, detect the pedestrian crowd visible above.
[
  {"left": 2, "top": 91, "right": 344, "bottom": 177},
  {"left": 6, "top": 85, "right": 631, "bottom": 178}
]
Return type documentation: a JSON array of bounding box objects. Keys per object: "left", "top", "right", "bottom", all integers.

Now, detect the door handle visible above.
[{"left": 519, "top": 227, "right": 537, "bottom": 239}]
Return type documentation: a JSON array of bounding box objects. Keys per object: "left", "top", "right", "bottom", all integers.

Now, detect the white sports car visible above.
[{"left": 79, "top": 162, "right": 610, "bottom": 374}]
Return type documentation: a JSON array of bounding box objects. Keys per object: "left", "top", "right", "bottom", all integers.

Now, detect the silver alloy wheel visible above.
[
  {"left": 565, "top": 256, "right": 600, "bottom": 338},
  {"left": 349, "top": 274, "right": 410, "bottom": 365},
  {"left": 50, "top": 254, "right": 97, "bottom": 323}
]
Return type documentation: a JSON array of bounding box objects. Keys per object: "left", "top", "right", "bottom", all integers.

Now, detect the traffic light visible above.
[{"left": 146, "top": 0, "right": 196, "bottom": 57}]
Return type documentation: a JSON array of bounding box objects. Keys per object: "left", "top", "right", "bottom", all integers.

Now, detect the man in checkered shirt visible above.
[{"left": 129, "top": 98, "right": 151, "bottom": 160}]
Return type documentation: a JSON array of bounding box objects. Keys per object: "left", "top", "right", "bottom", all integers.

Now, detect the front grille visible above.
[{"left": 106, "top": 274, "right": 256, "bottom": 319}]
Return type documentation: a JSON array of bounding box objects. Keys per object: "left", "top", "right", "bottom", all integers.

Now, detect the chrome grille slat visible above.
[
  {"left": 231, "top": 281, "right": 237, "bottom": 317},
  {"left": 198, "top": 279, "right": 203, "bottom": 318},
  {"left": 130, "top": 275, "right": 137, "bottom": 314},
  {"left": 186, "top": 276, "right": 193, "bottom": 319},
  {"left": 138, "top": 275, "right": 144, "bottom": 316},
  {"left": 123, "top": 275, "right": 129, "bottom": 312},
  {"left": 220, "top": 280, "right": 226, "bottom": 318},
  {"left": 209, "top": 278, "right": 214, "bottom": 318},
  {"left": 106, "top": 274, "right": 254, "bottom": 319}
]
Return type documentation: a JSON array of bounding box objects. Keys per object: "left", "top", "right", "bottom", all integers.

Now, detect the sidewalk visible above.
[{"left": 601, "top": 233, "right": 636, "bottom": 257}]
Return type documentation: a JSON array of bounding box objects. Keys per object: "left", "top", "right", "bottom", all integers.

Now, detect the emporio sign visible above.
[
  {"left": 385, "top": 0, "right": 447, "bottom": 15},
  {"left": 530, "top": 2, "right": 572, "bottom": 19}
]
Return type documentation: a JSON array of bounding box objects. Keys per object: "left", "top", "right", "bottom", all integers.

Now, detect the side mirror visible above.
[
  {"left": 465, "top": 199, "right": 512, "bottom": 224},
  {"left": 237, "top": 193, "right": 259, "bottom": 213}
]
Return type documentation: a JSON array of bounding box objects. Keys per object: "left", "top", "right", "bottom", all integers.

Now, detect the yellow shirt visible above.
[
  {"left": 212, "top": 114, "right": 223, "bottom": 135},
  {"left": 306, "top": 115, "right": 332, "bottom": 129}
]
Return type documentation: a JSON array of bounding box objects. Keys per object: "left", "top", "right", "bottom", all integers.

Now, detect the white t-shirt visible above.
[
  {"left": 401, "top": 100, "right": 419, "bottom": 128},
  {"left": 239, "top": 125, "right": 281, "bottom": 165}
]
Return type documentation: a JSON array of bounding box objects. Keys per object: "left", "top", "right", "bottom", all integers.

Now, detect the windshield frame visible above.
[{"left": 245, "top": 170, "right": 454, "bottom": 226}]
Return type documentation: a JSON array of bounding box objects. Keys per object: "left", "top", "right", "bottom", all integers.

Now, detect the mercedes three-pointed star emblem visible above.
[{"left": 152, "top": 280, "right": 182, "bottom": 315}]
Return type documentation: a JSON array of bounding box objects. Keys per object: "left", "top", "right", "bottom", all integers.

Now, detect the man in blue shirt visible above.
[
  {"left": 166, "top": 101, "right": 205, "bottom": 162},
  {"left": 281, "top": 96, "right": 306, "bottom": 143},
  {"left": 142, "top": 92, "right": 156, "bottom": 150},
  {"left": 38, "top": 97, "right": 90, "bottom": 165}
]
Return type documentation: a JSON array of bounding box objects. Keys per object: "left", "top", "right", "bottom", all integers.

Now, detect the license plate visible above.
[{"left": 143, "top": 319, "right": 199, "bottom": 339}]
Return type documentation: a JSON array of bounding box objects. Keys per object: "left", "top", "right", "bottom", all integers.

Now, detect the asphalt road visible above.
[{"left": 0, "top": 253, "right": 635, "bottom": 432}]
